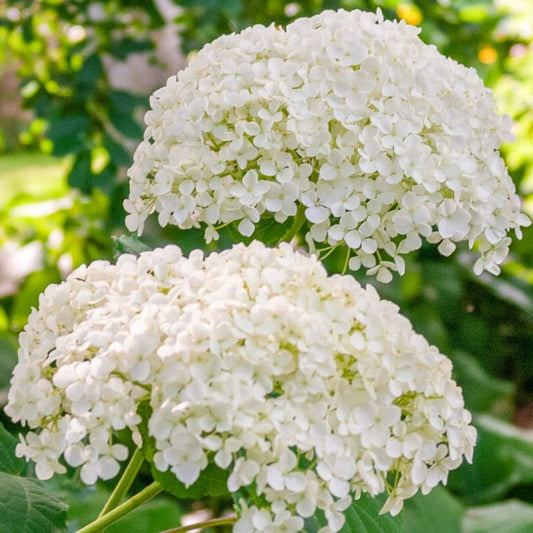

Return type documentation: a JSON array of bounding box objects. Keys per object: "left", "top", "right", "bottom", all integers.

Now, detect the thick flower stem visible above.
[
  {"left": 280, "top": 205, "right": 306, "bottom": 244},
  {"left": 98, "top": 447, "right": 145, "bottom": 517},
  {"left": 76, "top": 481, "right": 163, "bottom": 533},
  {"left": 161, "top": 516, "right": 238, "bottom": 533}
]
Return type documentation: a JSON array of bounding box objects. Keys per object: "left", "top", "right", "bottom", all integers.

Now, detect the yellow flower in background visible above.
[
  {"left": 479, "top": 44, "right": 498, "bottom": 64},
  {"left": 397, "top": 3, "right": 422, "bottom": 26}
]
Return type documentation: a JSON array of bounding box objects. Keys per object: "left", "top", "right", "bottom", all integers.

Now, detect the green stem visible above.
[
  {"left": 76, "top": 482, "right": 163, "bottom": 533},
  {"left": 341, "top": 246, "right": 351, "bottom": 274},
  {"left": 98, "top": 447, "right": 145, "bottom": 517},
  {"left": 280, "top": 205, "right": 306, "bottom": 244},
  {"left": 161, "top": 516, "right": 238, "bottom": 533}
]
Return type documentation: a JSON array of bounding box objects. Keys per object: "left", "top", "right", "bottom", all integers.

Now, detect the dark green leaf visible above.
[
  {"left": 108, "top": 182, "right": 130, "bottom": 228},
  {"left": 48, "top": 115, "right": 90, "bottom": 156},
  {"left": 150, "top": 460, "right": 230, "bottom": 500},
  {"left": 144, "top": 0, "right": 166, "bottom": 27},
  {"left": 67, "top": 151, "right": 92, "bottom": 193},
  {"left": 107, "top": 109, "right": 144, "bottom": 140},
  {"left": 108, "top": 90, "right": 145, "bottom": 113},
  {"left": 463, "top": 500, "right": 533, "bottom": 533},
  {"left": 109, "top": 37, "right": 155, "bottom": 61},
  {"left": 0, "top": 472, "right": 67, "bottom": 533},
  {"left": 78, "top": 54, "right": 104, "bottom": 82},
  {"left": 22, "top": 16, "right": 34, "bottom": 43},
  {"left": 0, "top": 422, "right": 25, "bottom": 475},
  {"left": 76, "top": 54, "right": 104, "bottom": 97},
  {"left": 448, "top": 415, "right": 533, "bottom": 504},
  {"left": 403, "top": 486, "right": 463, "bottom": 533},
  {"left": 338, "top": 493, "right": 403, "bottom": 533},
  {"left": 0, "top": 336, "right": 18, "bottom": 391},
  {"left": 451, "top": 352, "right": 515, "bottom": 415},
  {"left": 92, "top": 165, "right": 116, "bottom": 193},
  {"left": 226, "top": 215, "right": 296, "bottom": 248},
  {"left": 457, "top": 251, "right": 533, "bottom": 317},
  {"left": 103, "top": 134, "right": 132, "bottom": 167}
]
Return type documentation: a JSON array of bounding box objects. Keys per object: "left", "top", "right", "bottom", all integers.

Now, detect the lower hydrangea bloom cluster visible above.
[
  {"left": 6, "top": 242, "right": 476, "bottom": 532},
  {"left": 125, "top": 9, "right": 529, "bottom": 281}
]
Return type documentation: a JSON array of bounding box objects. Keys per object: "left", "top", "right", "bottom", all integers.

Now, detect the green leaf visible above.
[
  {"left": 403, "top": 486, "right": 463, "bottom": 533},
  {"left": 226, "top": 215, "right": 296, "bottom": 248},
  {"left": 92, "top": 165, "right": 116, "bottom": 194},
  {"left": 150, "top": 460, "right": 230, "bottom": 500},
  {"left": 137, "top": 402, "right": 230, "bottom": 499},
  {"left": 0, "top": 471, "right": 67, "bottom": 533},
  {"left": 450, "top": 352, "right": 515, "bottom": 415},
  {"left": 0, "top": 422, "right": 25, "bottom": 475},
  {"left": 457, "top": 252, "right": 533, "bottom": 317},
  {"left": 448, "top": 415, "right": 533, "bottom": 504},
  {"left": 109, "top": 37, "right": 155, "bottom": 61},
  {"left": 113, "top": 234, "right": 151, "bottom": 256},
  {"left": 107, "top": 91, "right": 145, "bottom": 139},
  {"left": 67, "top": 151, "right": 92, "bottom": 193},
  {"left": 103, "top": 134, "right": 131, "bottom": 167},
  {"left": 21, "top": 16, "right": 34, "bottom": 43},
  {"left": 0, "top": 336, "right": 18, "bottom": 391},
  {"left": 76, "top": 54, "right": 104, "bottom": 98},
  {"left": 143, "top": 0, "right": 166, "bottom": 28},
  {"left": 11, "top": 270, "right": 61, "bottom": 330},
  {"left": 338, "top": 493, "right": 403, "bottom": 533},
  {"left": 108, "top": 111, "right": 143, "bottom": 140},
  {"left": 48, "top": 115, "right": 90, "bottom": 156},
  {"left": 463, "top": 500, "right": 533, "bottom": 533},
  {"left": 77, "top": 54, "right": 104, "bottom": 85}
]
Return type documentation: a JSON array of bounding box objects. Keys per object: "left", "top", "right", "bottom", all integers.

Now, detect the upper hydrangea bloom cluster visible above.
[
  {"left": 125, "top": 9, "right": 529, "bottom": 282},
  {"left": 6, "top": 242, "right": 476, "bottom": 532}
]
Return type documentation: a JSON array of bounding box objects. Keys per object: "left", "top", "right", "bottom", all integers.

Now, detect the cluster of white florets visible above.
[
  {"left": 6, "top": 242, "right": 476, "bottom": 531},
  {"left": 125, "top": 9, "right": 529, "bottom": 282}
]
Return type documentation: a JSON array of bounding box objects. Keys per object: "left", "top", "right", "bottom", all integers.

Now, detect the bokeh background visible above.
[{"left": 0, "top": 1, "right": 532, "bottom": 531}]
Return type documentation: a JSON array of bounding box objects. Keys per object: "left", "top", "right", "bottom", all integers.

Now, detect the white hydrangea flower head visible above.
[
  {"left": 125, "top": 9, "right": 530, "bottom": 280},
  {"left": 6, "top": 241, "right": 476, "bottom": 531}
]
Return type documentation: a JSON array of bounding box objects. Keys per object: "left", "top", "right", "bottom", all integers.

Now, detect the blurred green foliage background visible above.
[{"left": 0, "top": 0, "right": 532, "bottom": 531}]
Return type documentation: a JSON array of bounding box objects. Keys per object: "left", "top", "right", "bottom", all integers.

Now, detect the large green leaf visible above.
[
  {"left": 448, "top": 415, "right": 533, "bottom": 504},
  {"left": 338, "top": 493, "right": 403, "bottom": 533},
  {"left": 107, "top": 91, "right": 144, "bottom": 139},
  {"left": 47, "top": 115, "right": 90, "bottom": 156},
  {"left": 450, "top": 352, "right": 515, "bottom": 416},
  {"left": 403, "top": 486, "right": 463, "bottom": 533},
  {"left": 0, "top": 422, "right": 25, "bottom": 475},
  {"left": 103, "top": 133, "right": 132, "bottom": 168},
  {"left": 463, "top": 500, "right": 533, "bottom": 533},
  {"left": 0, "top": 471, "right": 67, "bottom": 533},
  {"left": 67, "top": 151, "right": 92, "bottom": 194}
]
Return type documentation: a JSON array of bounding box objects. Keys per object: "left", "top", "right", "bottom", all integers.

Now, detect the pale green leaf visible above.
[
  {"left": 463, "top": 500, "right": 533, "bottom": 533},
  {"left": 0, "top": 471, "right": 67, "bottom": 533}
]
